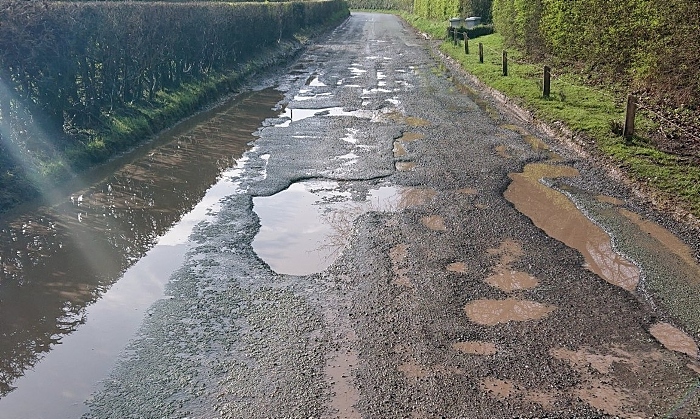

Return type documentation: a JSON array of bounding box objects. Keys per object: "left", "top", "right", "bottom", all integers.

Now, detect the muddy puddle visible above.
[
  {"left": 485, "top": 239, "right": 539, "bottom": 291},
  {"left": 649, "top": 322, "right": 699, "bottom": 358},
  {"left": 0, "top": 87, "right": 283, "bottom": 417},
  {"left": 486, "top": 270, "right": 539, "bottom": 291},
  {"left": 325, "top": 348, "right": 361, "bottom": 418},
  {"left": 464, "top": 298, "right": 556, "bottom": 326},
  {"left": 253, "top": 183, "right": 437, "bottom": 275},
  {"left": 504, "top": 163, "right": 641, "bottom": 291}
]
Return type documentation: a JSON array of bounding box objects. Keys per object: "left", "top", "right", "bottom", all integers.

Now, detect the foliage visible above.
[
  {"left": 0, "top": 0, "right": 348, "bottom": 210},
  {"left": 345, "top": 0, "right": 413, "bottom": 11},
  {"left": 492, "top": 0, "right": 700, "bottom": 108},
  {"left": 412, "top": 0, "right": 492, "bottom": 22}
]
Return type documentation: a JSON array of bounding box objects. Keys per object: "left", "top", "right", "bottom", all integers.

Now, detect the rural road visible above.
[{"left": 84, "top": 12, "right": 700, "bottom": 418}]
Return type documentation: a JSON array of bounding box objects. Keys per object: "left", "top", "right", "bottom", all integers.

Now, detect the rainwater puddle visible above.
[
  {"left": 294, "top": 91, "right": 332, "bottom": 101},
  {"left": 0, "top": 87, "right": 283, "bottom": 417},
  {"left": 325, "top": 349, "right": 360, "bottom": 418},
  {"left": 252, "top": 182, "right": 436, "bottom": 276},
  {"left": 549, "top": 345, "right": 656, "bottom": 417},
  {"left": 307, "top": 75, "right": 327, "bottom": 87},
  {"left": 495, "top": 145, "right": 511, "bottom": 159},
  {"left": 504, "top": 163, "right": 641, "bottom": 291},
  {"left": 274, "top": 106, "right": 376, "bottom": 127},
  {"left": 649, "top": 322, "right": 699, "bottom": 358},
  {"left": 393, "top": 141, "right": 407, "bottom": 157},
  {"left": 387, "top": 113, "right": 430, "bottom": 127},
  {"left": 620, "top": 208, "right": 700, "bottom": 276},
  {"left": 342, "top": 128, "right": 359, "bottom": 144},
  {"left": 464, "top": 298, "right": 556, "bottom": 326},
  {"left": 485, "top": 239, "right": 539, "bottom": 291},
  {"left": 596, "top": 195, "right": 625, "bottom": 206},
  {"left": 485, "top": 270, "right": 539, "bottom": 291},
  {"left": 397, "top": 132, "right": 425, "bottom": 142},
  {"left": 395, "top": 161, "right": 416, "bottom": 171}
]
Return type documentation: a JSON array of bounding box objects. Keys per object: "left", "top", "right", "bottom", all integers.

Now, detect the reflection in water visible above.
[
  {"left": 253, "top": 182, "right": 436, "bottom": 276},
  {"left": 0, "top": 88, "right": 283, "bottom": 397},
  {"left": 504, "top": 163, "right": 640, "bottom": 291}
]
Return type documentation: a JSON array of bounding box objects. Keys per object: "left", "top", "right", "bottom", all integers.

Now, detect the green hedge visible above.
[
  {"left": 455, "top": 24, "right": 494, "bottom": 39},
  {"left": 0, "top": 0, "right": 348, "bottom": 209},
  {"left": 492, "top": 0, "right": 700, "bottom": 107},
  {"left": 412, "top": 0, "right": 492, "bottom": 22},
  {"left": 345, "top": 0, "right": 413, "bottom": 10}
]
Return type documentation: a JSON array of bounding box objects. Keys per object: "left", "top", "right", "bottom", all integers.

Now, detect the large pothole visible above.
[{"left": 252, "top": 180, "right": 436, "bottom": 275}]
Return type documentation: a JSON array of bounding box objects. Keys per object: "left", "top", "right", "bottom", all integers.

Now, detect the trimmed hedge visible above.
[
  {"left": 0, "top": 0, "right": 348, "bottom": 209},
  {"left": 343, "top": 0, "right": 413, "bottom": 10},
  {"left": 413, "top": 0, "right": 492, "bottom": 22},
  {"left": 492, "top": 0, "right": 700, "bottom": 107}
]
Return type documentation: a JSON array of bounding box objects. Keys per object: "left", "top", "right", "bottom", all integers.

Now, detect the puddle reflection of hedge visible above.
[{"left": 0, "top": 0, "right": 348, "bottom": 208}]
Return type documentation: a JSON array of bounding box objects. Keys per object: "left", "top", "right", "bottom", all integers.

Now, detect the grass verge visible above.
[{"left": 401, "top": 13, "right": 700, "bottom": 220}]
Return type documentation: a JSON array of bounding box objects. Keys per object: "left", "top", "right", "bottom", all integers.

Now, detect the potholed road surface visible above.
[{"left": 3, "top": 12, "right": 700, "bottom": 418}]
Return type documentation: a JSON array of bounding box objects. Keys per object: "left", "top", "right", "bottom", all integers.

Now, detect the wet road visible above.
[{"left": 5, "top": 12, "right": 700, "bottom": 418}]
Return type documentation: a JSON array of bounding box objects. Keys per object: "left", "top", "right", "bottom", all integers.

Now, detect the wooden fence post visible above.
[
  {"left": 453, "top": 29, "right": 458, "bottom": 46},
  {"left": 623, "top": 94, "right": 637, "bottom": 138},
  {"left": 478, "top": 43, "right": 483, "bottom": 63},
  {"left": 502, "top": 50, "right": 508, "bottom": 76},
  {"left": 464, "top": 34, "right": 469, "bottom": 54},
  {"left": 543, "top": 65, "right": 551, "bottom": 98}
]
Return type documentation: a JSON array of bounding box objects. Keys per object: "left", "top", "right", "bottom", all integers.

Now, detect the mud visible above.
[
  {"left": 649, "top": 322, "right": 700, "bottom": 358},
  {"left": 420, "top": 215, "right": 447, "bottom": 231},
  {"left": 504, "top": 163, "right": 641, "bottom": 291},
  {"left": 621, "top": 208, "right": 700, "bottom": 276},
  {"left": 464, "top": 298, "right": 557, "bottom": 325}
]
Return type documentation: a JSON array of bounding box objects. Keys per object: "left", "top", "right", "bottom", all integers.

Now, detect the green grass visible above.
[{"left": 403, "top": 13, "right": 700, "bottom": 218}]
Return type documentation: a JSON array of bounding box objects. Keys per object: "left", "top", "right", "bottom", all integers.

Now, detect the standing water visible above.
[{"left": 0, "top": 87, "right": 283, "bottom": 418}]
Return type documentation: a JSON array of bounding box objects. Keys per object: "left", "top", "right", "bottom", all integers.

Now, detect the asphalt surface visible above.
[{"left": 84, "top": 13, "right": 700, "bottom": 418}]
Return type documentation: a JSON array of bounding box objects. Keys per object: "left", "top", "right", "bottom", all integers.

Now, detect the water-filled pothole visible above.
[
  {"left": 504, "top": 163, "right": 641, "bottom": 291},
  {"left": 464, "top": 298, "right": 556, "bottom": 325},
  {"left": 649, "top": 322, "right": 699, "bottom": 358},
  {"left": 252, "top": 182, "right": 436, "bottom": 275},
  {"left": 274, "top": 106, "right": 376, "bottom": 127}
]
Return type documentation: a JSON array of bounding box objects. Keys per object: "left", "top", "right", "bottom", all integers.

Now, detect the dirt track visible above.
[{"left": 84, "top": 12, "right": 700, "bottom": 418}]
